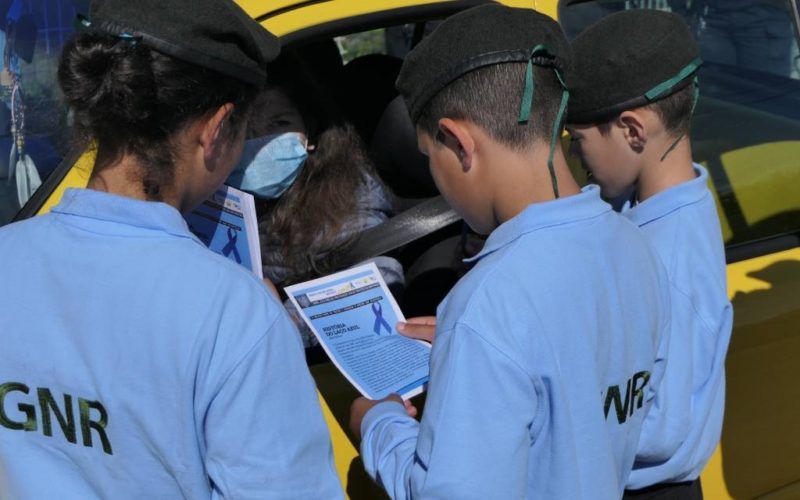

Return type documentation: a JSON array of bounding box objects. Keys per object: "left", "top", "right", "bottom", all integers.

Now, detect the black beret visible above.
[
  {"left": 396, "top": 4, "right": 571, "bottom": 123},
  {"left": 567, "top": 9, "right": 701, "bottom": 124},
  {"left": 78, "top": 0, "right": 279, "bottom": 87}
]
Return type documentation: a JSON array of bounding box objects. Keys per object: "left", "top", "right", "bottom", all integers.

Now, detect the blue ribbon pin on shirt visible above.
[
  {"left": 221, "top": 227, "right": 242, "bottom": 264},
  {"left": 372, "top": 301, "right": 392, "bottom": 335}
]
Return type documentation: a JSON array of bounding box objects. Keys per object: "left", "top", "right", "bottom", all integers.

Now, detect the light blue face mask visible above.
[{"left": 227, "top": 132, "right": 308, "bottom": 199}]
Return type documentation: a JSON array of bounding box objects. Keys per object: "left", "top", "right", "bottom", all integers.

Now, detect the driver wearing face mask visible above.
[{"left": 228, "top": 55, "right": 403, "bottom": 349}]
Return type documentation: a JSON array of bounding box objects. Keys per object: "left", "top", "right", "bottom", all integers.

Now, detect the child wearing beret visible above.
[
  {"left": 349, "top": 5, "right": 671, "bottom": 498},
  {"left": 566, "top": 9, "right": 733, "bottom": 499},
  {"left": 0, "top": 0, "right": 342, "bottom": 498}
]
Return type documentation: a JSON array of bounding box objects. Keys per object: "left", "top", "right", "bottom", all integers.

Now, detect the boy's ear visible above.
[
  {"left": 200, "top": 103, "right": 236, "bottom": 168},
  {"left": 437, "top": 118, "right": 475, "bottom": 172},
  {"left": 618, "top": 110, "right": 647, "bottom": 153}
]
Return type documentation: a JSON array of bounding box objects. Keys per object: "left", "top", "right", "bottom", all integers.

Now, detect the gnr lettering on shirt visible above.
[
  {"left": 0, "top": 381, "right": 113, "bottom": 455},
  {"left": 602, "top": 371, "right": 651, "bottom": 425}
]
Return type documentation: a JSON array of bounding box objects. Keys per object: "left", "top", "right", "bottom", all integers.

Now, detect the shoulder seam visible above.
[
  {"left": 213, "top": 313, "right": 283, "bottom": 393},
  {"left": 453, "top": 320, "right": 537, "bottom": 383}
]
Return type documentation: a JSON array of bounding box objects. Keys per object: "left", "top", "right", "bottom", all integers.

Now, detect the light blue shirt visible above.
[
  {"left": 0, "top": 188, "right": 342, "bottom": 499},
  {"left": 360, "top": 186, "right": 671, "bottom": 499},
  {"left": 624, "top": 165, "right": 733, "bottom": 488}
]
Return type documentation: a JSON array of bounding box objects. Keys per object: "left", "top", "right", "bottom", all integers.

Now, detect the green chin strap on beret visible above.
[
  {"left": 517, "top": 44, "right": 568, "bottom": 199},
  {"left": 644, "top": 57, "right": 703, "bottom": 102},
  {"left": 644, "top": 57, "right": 703, "bottom": 161}
]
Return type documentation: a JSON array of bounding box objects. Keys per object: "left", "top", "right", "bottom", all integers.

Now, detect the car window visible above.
[
  {"left": 335, "top": 28, "right": 389, "bottom": 63},
  {"left": 0, "top": 0, "right": 86, "bottom": 228},
  {"left": 560, "top": 0, "right": 800, "bottom": 248}
]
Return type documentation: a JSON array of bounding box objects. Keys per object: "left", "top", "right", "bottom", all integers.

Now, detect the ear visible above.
[
  {"left": 199, "top": 103, "right": 236, "bottom": 167},
  {"left": 618, "top": 110, "right": 647, "bottom": 153},
  {"left": 437, "top": 118, "right": 476, "bottom": 172}
]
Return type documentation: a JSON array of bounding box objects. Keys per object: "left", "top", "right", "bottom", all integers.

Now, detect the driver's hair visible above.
[{"left": 257, "top": 53, "right": 390, "bottom": 285}]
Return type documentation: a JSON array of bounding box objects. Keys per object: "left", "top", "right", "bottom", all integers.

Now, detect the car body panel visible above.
[{"left": 237, "top": 0, "right": 556, "bottom": 38}]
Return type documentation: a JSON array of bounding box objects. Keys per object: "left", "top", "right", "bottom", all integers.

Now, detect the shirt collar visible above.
[
  {"left": 465, "top": 185, "right": 611, "bottom": 263},
  {"left": 52, "top": 188, "right": 201, "bottom": 243},
  {"left": 625, "top": 164, "right": 710, "bottom": 227}
]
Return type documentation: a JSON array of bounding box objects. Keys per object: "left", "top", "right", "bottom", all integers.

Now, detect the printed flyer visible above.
[
  {"left": 185, "top": 185, "right": 263, "bottom": 278},
  {"left": 286, "top": 263, "right": 430, "bottom": 400}
]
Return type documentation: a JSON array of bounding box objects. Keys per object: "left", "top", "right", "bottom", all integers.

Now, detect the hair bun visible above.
[{"left": 58, "top": 33, "right": 158, "bottom": 138}]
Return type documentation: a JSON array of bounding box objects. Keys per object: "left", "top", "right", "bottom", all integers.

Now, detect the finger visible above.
[
  {"left": 397, "top": 323, "right": 435, "bottom": 342},
  {"left": 404, "top": 316, "right": 437, "bottom": 326},
  {"left": 385, "top": 393, "right": 404, "bottom": 405},
  {"left": 262, "top": 278, "right": 280, "bottom": 298},
  {"left": 403, "top": 400, "right": 418, "bottom": 418}
]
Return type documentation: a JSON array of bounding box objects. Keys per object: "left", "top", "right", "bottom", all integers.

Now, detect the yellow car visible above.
[{"left": 4, "top": 1, "right": 799, "bottom": 498}]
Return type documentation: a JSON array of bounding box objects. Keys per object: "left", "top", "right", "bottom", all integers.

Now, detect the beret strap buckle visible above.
[{"left": 73, "top": 14, "right": 142, "bottom": 45}]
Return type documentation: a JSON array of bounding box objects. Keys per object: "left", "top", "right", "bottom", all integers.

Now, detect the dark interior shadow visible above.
[{"left": 721, "top": 258, "right": 800, "bottom": 498}]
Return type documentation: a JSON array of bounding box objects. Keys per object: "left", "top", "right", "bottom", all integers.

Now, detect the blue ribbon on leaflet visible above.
[
  {"left": 372, "top": 301, "right": 392, "bottom": 335},
  {"left": 221, "top": 227, "right": 242, "bottom": 263}
]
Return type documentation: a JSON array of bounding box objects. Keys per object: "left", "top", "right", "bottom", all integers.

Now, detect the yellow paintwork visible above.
[
  {"left": 236, "top": 0, "right": 555, "bottom": 37},
  {"left": 38, "top": 149, "right": 94, "bottom": 214},
  {"left": 699, "top": 247, "right": 800, "bottom": 499},
  {"left": 30, "top": 0, "right": 800, "bottom": 498},
  {"left": 721, "top": 142, "right": 800, "bottom": 236},
  {"left": 318, "top": 394, "right": 354, "bottom": 487}
]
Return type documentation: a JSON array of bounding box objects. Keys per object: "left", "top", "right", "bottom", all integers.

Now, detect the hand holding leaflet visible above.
[{"left": 286, "top": 263, "right": 430, "bottom": 400}]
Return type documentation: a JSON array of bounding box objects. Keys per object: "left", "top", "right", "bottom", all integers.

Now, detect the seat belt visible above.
[{"left": 338, "top": 195, "right": 461, "bottom": 267}]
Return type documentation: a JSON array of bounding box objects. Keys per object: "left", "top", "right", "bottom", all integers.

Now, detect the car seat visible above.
[
  {"left": 370, "top": 94, "right": 438, "bottom": 199},
  {"left": 339, "top": 54, "right": 403, "bottom": 144}
]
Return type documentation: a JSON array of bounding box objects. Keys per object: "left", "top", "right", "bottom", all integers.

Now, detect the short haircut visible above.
[
  {"left": 416, "top": 62, "right": 564, "bottom": 151},
  {"left": 599, "top": 83, "right": 694, "bottom": 138}
]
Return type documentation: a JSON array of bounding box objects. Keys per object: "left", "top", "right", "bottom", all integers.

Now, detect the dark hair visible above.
[
  {"left": 262, "top": 122, "right": 374, "bottom": 283},
  {"left": 58, "top": 32, "right": 257, "bottom": 200},
  {"left": 257, "top": 53, "right": 388, "bottom": 284},
  {"left": 416, "top": 63, "right": 564, "bottom": 151},
  {"left": 599, "top": 83, "right": 694, "bottom": 138}
]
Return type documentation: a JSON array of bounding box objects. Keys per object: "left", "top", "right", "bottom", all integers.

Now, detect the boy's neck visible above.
[
  {"left": 636, "top": 138, "right": 696, "bottom": 202},
  {"left": 490, "top": 146, "right": 581, "bottom": 226}
]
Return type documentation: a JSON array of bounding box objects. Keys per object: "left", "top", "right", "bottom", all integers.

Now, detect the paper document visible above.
[
  {"left": 286, "top": 263, "right": 430, "bottom": 400},
  {"left": 185, "top": 185, "right": 263, "bottom": 278}
]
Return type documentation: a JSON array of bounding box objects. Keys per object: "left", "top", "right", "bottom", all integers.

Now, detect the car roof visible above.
[{"left": 237, "top": 0, "right": 555, "bottom": 41}]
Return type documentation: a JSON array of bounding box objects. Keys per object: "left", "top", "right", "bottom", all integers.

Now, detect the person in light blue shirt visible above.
[
  {"left": 0, "top": 1, "right": 342, "bottom": 498},
  {"left": 348, "top": 5, "right": 672, "bottom": 499},
  {"left": 566, "top": 10, "right": 733, "bottom": 499}
]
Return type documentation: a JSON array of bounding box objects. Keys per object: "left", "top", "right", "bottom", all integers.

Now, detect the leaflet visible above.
[
  {"left": 286, "top": 263, "right": 430, "bottom": 400},
  {"left": 184, "top": 185, "right": 263, "bottom": 278}
]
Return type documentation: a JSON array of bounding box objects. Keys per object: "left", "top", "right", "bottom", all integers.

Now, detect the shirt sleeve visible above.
[
  {"left": 203, "top": 313, "right": 343, "bottom": 500},
  {"left": 636, "top": 284, "right": 689, "bottom": 463},
  {"left": 360, "top": 322, "right": 537, "bottom": 499}
]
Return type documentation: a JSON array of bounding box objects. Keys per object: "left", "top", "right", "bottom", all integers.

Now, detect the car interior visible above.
[{"left": 270, "top": 7, "right": 800, "bottom": 368}]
